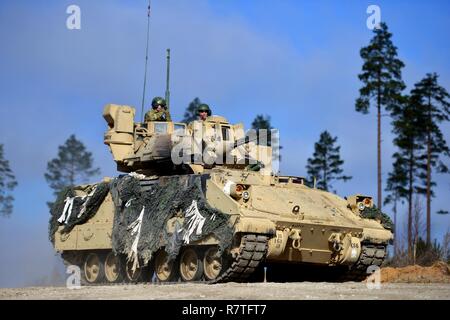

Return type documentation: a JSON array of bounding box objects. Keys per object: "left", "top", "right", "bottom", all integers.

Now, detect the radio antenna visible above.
[{"left": 140, "top": 0, "right": 151, "bottom": 122}]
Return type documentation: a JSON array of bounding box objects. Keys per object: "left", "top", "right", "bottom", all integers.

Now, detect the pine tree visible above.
[
  {"left": 355, "top": 22, "right": 406, "bottom": 209},
  {"left": 182, "top": 97, "right": 202, "bottom": 123},
  {"left": 409, "top": 73, "right": 450, "bottom": 245},
  {"left": 251, "top": 115, "right": 273, "bottom": 145},
  {"left": 306, "top": 131, "right": 352, "bottom": 192},
  {"left": 389, "top": 95, "right": 427, "bottom": 259},
  {"left": 251, "top": 115, "right": 272, "bottom": 132},
  {"left": 45, "top": 135, "right": 100, "bottom": 198},
  {"left": 0, "top": 144, "right": 17, "bottom": 217}
]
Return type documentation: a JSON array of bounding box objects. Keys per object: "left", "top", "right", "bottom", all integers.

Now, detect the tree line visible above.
[{"left": 355, "top": 22, "right": 449, "bottom": 261}]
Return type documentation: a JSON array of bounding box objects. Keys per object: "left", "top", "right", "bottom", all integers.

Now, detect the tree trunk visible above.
[
  {"left": 323, "top": 149, "right": 328, "bottom": 191},
  {"left": 377, "top": 97, "right": 382, "bottom": 209},
  {"left": 426, "top": 134, "right": 431, "bottom": 245},
  {"left": 393, "top": 197, "right": 397, "bottom": 256},
  {"left": 426, "top": 96, "right": 431, "bottom": 245},
  {"left": 408, "top": 149, "right": 413, "bottom": 261}
]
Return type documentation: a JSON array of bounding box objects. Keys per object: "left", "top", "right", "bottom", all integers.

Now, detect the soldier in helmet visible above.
[
  {"left": 197, "top": 103, "right": 211, "bottom": 121},
  {"left": 145, "top": 97, "right": 172, "bottom": 122}
]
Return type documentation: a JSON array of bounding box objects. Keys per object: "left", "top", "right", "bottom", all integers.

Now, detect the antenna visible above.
[
  {"left": 165, "top": 48, "right": 171, "bottom": 110},
  {"left": 140, "top": 0, "right": 151, "bottom": 122}
]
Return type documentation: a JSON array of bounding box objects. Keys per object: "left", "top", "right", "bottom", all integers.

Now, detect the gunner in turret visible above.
[{"left": 145, "top": 97, "right": 172, "bottom": 122}]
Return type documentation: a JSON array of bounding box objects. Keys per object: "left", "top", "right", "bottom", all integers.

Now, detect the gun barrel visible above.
[{"left": 233, "top": 136, "right": 258, "bottom": 149}]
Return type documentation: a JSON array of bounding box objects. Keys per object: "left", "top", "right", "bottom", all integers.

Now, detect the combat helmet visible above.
[
  {"left": 151, "top": 97, "right": 167, "bottom": 109},
  {"left": 197, "top": 103, "right": 211, "bottom": 116}
]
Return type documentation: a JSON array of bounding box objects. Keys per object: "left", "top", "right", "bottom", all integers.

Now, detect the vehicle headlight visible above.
[
  {"left": 242, "top": 191, "right": 250, "bottom": 201},
  {"left": 358, "top": 202, "right": 365, "bottom": 211}
]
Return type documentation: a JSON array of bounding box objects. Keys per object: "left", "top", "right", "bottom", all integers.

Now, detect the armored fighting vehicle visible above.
[{"left": 50, "top": 102, "right": 393, "bottom": 285}]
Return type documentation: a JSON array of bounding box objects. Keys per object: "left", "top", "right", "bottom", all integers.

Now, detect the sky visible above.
[{"left": 0, "top": 0, "right": 449, "bottom": 287}]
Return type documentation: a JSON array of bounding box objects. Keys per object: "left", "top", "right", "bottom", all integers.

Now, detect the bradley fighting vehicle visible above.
[{"left": 51, "top": 101, "right": 393, "bottom": 285}]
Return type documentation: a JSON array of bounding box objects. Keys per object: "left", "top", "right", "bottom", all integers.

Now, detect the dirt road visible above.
[{"left": 1, "top": 282, "right": 449, "bottom": 300}]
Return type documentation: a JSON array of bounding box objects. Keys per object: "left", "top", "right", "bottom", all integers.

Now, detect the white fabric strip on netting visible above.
[
  {"left": 57, "top": 197, "right": 75, "bottom": 224},
  {"left": 127, "top": 206, "right": 145, "bottom": 272},
  {"left": 183, "top": 200, "right": 206, "bottom": 244},
  {"left": 128, "top": 172, "right": 147, "bottom": 180},
  {"left": 125, "top": 198, "right": 135, "bottom": 208},
  {"left": 57, "top": 186, "right": 100, "bottom": 224},
  {"left": 77, "top": 186, "right": 97, "bottom": 218}
]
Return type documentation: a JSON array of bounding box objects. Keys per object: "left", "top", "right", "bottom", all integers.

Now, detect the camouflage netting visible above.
[
  {"left": 49, "top": 182, "right": 110, "bottom": 244},
  {"left": 49, "top": 174, "right": 234, "bottom": 268},
  {"left": 110, "top": 174, "right": 234, "bottom": 266},
  {"left": 361, "top": 206, "right": 394, "bottom": 231}
]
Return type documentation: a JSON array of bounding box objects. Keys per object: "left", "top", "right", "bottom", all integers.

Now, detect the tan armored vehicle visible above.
[{"left": 51, "top": 104, "right": 393, "bottom": 284}]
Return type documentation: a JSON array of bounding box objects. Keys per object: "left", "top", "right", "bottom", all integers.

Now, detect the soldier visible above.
[
  {"left": 145, "top": 97, "right": 172, "bottom": 122},
  {"left": 197, "top": 104, "right": 211, "bottom": 121}
]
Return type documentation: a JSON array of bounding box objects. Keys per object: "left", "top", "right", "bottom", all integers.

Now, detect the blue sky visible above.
[{"left": 0, "top": 0, "right": 449, "bottom": 287}]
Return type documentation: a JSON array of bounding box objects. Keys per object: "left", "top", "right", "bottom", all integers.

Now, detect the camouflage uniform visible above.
[
  {"left": 145, "top": 96, "right": 172, "bottom": 122},
  {"left": 144, "top": 109, "right": 172, "bottom": 122}
]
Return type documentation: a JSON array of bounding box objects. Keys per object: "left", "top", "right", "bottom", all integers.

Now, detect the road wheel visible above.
[
  {"left": 83, "top": 252, "right": 105, "bottom": 284},
  {"left": 179, "top": 247, "right": 203, "bottom": 282},
  {"left": 203, "top": 247, "right": 223, "bottom": 281},
  {"left": 154, "top": 250, "right": 177, "bottom": 282},
  {"left": 124, "top": 259, "right": 142, "bottom": 283},
  {"left": 104, "top": 251, "right": 123, "bottom": 283}
]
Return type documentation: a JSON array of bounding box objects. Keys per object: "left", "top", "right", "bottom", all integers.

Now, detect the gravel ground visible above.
[{"left": 1, "top": 282, "right": 449, "bottom": 300}]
